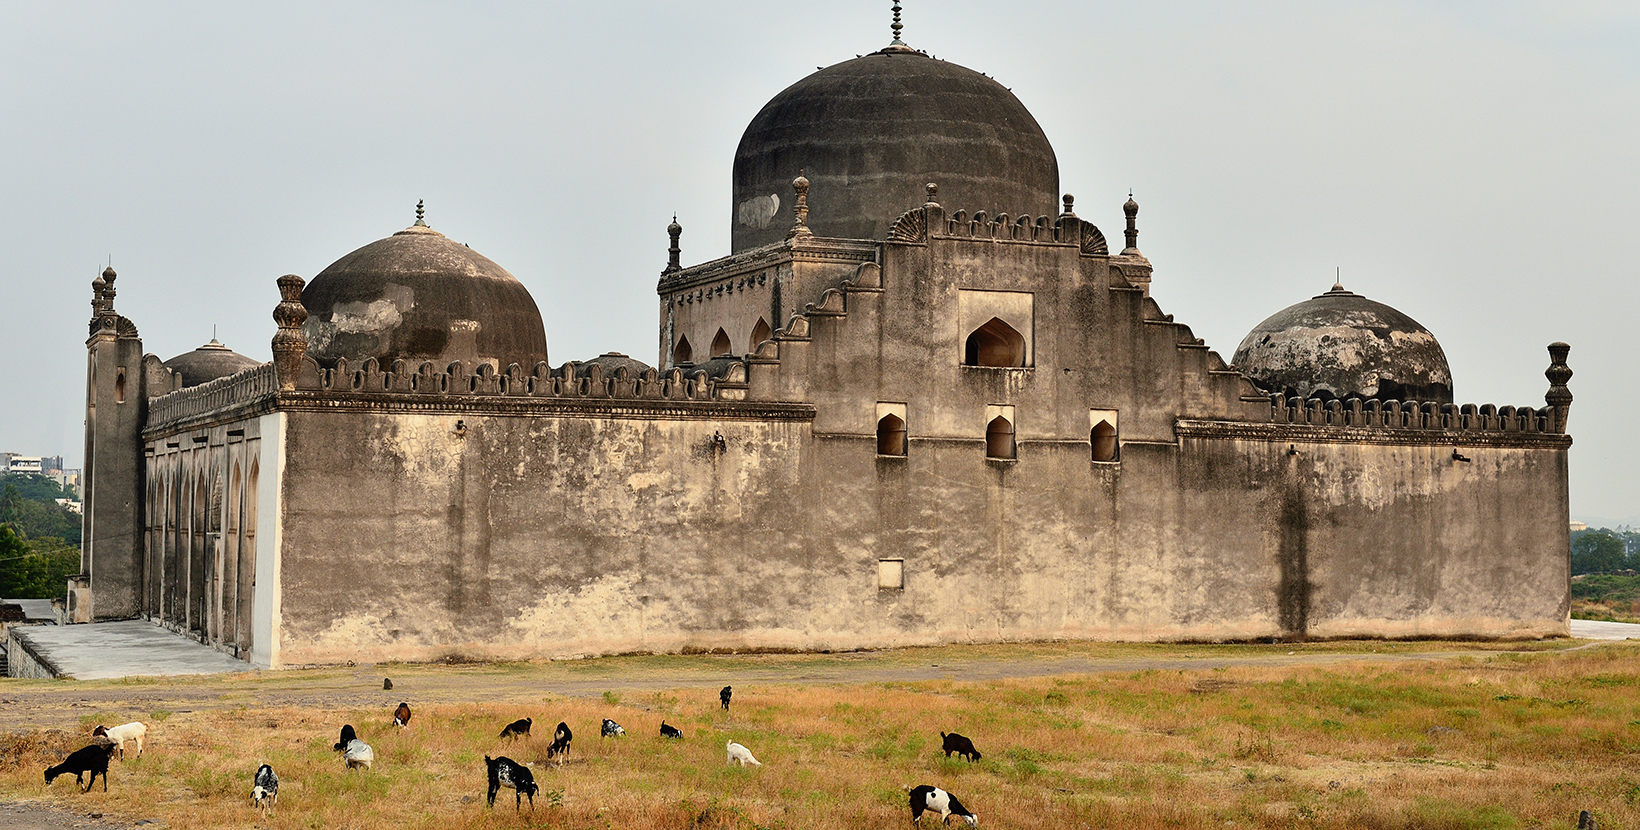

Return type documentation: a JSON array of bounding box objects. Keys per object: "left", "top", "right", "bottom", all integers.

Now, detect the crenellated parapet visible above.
[
  {"left": 1266, "top": 395, "right": 1561, "bottom": 435},
  {"left": 886, "top": 185, "right": 1109, "bottom": 255},
  {"left": 145, "top": 363, "right": 278, "bottom": 436},
  {"left": 288, "top": 355, "right": 747, "bottom": 403}
]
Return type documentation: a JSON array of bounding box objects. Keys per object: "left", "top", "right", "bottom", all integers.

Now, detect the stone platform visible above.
[{"left": 6, "top": 620, "right": 250, "bottom": 680}]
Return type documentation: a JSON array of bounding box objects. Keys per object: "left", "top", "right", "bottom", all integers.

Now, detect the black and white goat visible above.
[
  {"left": 909, "top": 785, "right": 978, "bottom": 827},
  {"left": 44, "top": 743, "right": 114, "bottom": 793},
  {"left": 251, "top": 763, "right": 278, "bottom": 815},
  {"left": 600, "top": 718, "right": 625, "bottom": 737},
  {"left": 940, "top": 732, "right": 982, "bottom": 762},
  {"left": 499, "top": 717, "right": 532, "bottom": 739},
  {"left": 484, "top": 755, "right": 538, "bottom": 810},
  {"left": 393, "top": 702, "right": 412, "bottom": 727},
  {"left": 91, "top": 721, "right": 148, "bottom": 760},
  {"left": 659, "top": 720, "right": 683, "bottom": 739},
  {"left": 546, "top": 721, "right": 573, "bottom": 761}
]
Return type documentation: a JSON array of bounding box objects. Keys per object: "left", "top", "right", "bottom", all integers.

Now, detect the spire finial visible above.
[
  {"left": 787, "top": 170, "right": 813, "bottom": 241},
  {"left": 414, "top": 199, "right": 427, "bottom": 227},
  {"left": 1060, "top": 193, "right": 1075, "bottom": 218},
  {"left": 664, "top": 214, "right": 683, "bottom": 274},
  {"left": 891, "top": 2, "right": 904, "bottom": 46},
  {"left": 1122, "top": 192, "right": 1140, "bottom": 255}
]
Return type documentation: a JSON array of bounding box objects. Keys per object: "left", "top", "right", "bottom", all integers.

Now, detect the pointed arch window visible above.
[
  {"left": 673, "top": 335, "right": 693, "bottom": 366},
  {"left": 985, "top": 415, "right": 1016, "bottom": 460},
  {"left": 964, "top": 318, "right": 1026, "bottom": 367},
  {"left": 749, "top": 318, "right": 772, "bottom": 353},
  {"left": 875, "top": 400, "right": 909, "bottom": 458},
  {"left": 710, "top": 328, "right": 732, "bottom": 357},
  {"left": 1090, "top": 409, "right": 1119, "bottom": 463}
]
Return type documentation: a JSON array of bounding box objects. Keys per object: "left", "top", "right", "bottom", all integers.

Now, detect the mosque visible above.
[{"left": 75, "top": 14, "right": 1573, "bottom": 668}]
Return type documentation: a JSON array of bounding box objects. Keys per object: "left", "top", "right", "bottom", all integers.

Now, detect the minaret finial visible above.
[
  {"left": 664, "top": 214, "right": 683, "bottom": 274},
  {"left": 891, "top": 2, "right": 904, "bottom": 46},
  {"left": 414, "top": 199, "right": 427, "bottom": 227}
]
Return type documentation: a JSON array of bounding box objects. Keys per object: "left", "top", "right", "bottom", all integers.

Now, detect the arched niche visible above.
[
  {"left": 1092, "top": 420, "right": 1118, "bottom": 462},
  {"left": 965, "top": 318, "right": 1026, "bottom": 367},
  {"left": 985, "top": 415, "right": 1016, "bottom": 459},
  {"left": 710, "top": 328, "right": 732, "bottom": 357},
  {"left": 673, "top": 335, "right": 693, "bottom": 366},
  {"left": 877, "top": 413, "right": 907, "bottom": 456},
  {"left": 749, "top": 318, "right": 772, "bottom": 352}
]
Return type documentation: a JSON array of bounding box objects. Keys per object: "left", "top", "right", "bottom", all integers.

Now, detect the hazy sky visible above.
[{"left": 3, "top": 2, "right": 1635, "bottom": 524}]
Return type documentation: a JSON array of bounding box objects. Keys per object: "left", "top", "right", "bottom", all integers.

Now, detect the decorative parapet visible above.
[
  {"left": 145, "top": 363, "right": 279, "bottom": 435},
  {"left": 885, "top": 185, "right": 1109, "bottom": 255},
  {"left": 290, "top": 355, "right": 751, "bottom": 403},
  {"left": 1261, "top": 394, "right": 1563, "bottom": 436},
  {"left": 1178, "top": 415, "right": 1572, "bottom": 450}
]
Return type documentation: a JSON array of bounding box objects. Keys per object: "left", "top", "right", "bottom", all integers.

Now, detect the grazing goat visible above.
[
  {"left": 91, "top": 721, "right": 148, "bottom": 760},
  {"left": 499, "top": 717, "right": 532, "bottom": 740},
  {"left": 546, "top": 721, "right": 573, "bottom": 761},
  {"left": 333, "top": 724, "right": 358, "bottom": 752},
  {"left": 600, "top": 718, "right": 625, "bottom": 737},
  {"left": 659, "top": 721, "right": 683, "bottom": 739},
  {"left": 726, "top": 740, "right": 761, "bottom": 767},
  {"left": 909, "top": 785, "right": 978, "bottom": 827},
  {"left": 343, "top": 738, "right": 374, "bottom": 771},
  {"left": 485, "top": 755, "right": 538, "bottom": 811},
  {"left": 251, "top": 763, "right": 278, "bottom": 815},
  {"left": 44, "top": 743, "right": 114, "bottom": 793},
  {"left": 940, "top": 732, "right": 982, "bottom": 762},
  {"left": 720, "top": 685, "right": 732, "bottom": 711},
  {"left": 383, "top": 677, "right": 393, "bottom": 690},
  {"left": 393, "top": 702, "right": 412, "bottom": 727}
]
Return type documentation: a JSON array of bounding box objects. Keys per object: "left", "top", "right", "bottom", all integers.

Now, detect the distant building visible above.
[
  {"left": 1, "top": 455, "right": 42, "bottom": 474},
  {"left": 1570, "top": 521, "right": 1588, "bottom": 532}
]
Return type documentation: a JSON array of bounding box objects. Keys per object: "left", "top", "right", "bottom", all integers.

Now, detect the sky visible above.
[{"left": 2, "top": 2, "right": 1636, "bottom": 524}]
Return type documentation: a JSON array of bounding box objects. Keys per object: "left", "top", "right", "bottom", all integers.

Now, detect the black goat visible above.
[
  {"left": 44, "top": 743, "right": 114, "bottom": 793},
  {"left": 720, "top": 685, "right": 732, "bottom": 711},
  {"left": 547, "top": 721, "right": 573, "bottom": 761},
  {"left": 660, "top": 720, "right": 683, "bottom": 739},
  {"left": 485, "top": 755, "right": 538, "bottom": 810},
  {"left": 499, "top": 717, "right": 532, "bottom": 739},
  {"left": 941, "top": 731, "right": 982, "bottom": 762}
]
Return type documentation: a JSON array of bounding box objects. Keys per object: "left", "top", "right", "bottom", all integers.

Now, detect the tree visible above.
[
  {"left": 0, "top": 480, "right": 80, "bottom": 545},
  {"left": 1571, "top": 530, "right": 1628, "bottom": 575},
  {"left": 0, "top": 525, "right": 77, "bottom": 599}
]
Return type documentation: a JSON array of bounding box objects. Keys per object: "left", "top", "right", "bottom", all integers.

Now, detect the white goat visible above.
[
  {"left": 91, "top": 722, "right": 148, "bottom": 760},
  {"left": 343, "top": 738, "right": 374, "bottom": 771},
  {"left": 726, "top": 740, "right": 762, "bottom": 767}
]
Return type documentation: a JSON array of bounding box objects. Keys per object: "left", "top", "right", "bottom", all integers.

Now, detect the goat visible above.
[
  {"left": 332, "top": 724, "right": 358, "bottom": 752},
  {"left": 726, "top": 740, "right": 761, "bottom": 767},
  {"left": 546, "top": 721, "right": 573, "bottom": 761},
  {"left": 940, "top": 732, "right": 982, "bottom": 762},
  {"left": 91, "top": 721, "right": 148, "bottom": 760},
  {"left": 600, "top": 718, "right": 625, "bottom": 737},
  {"left": 485, "top": 755, "right": 537, "bottom": 810},
  {"left": 499, "top": 717, "right": 532, "bottom": 740},
  {"left": 251, "top": 763, "right": 278, "bottom": 815},
  {"left": 383, "top": 677, "right": 393, "bottom": 690},
  {"left": 393, "top": 702, "right": 412, "bottom": 727},
  {"left": 343, "top": 738, "right": 374, "bottom": 771},
  {"left": 44, "top": 743, "right": 114, "bottom": 793},
  {"left": 660, "top": 720, "right": 683, "bottom": 739},
  {"left": 720, "top": 685, "right": 732, "bottom": 711},
  {"left": 909, "top": 785, "right": 978, "bottom": 827}
]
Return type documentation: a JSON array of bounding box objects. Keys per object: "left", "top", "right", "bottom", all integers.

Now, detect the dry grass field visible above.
[{"left": 1, "top": 639, "right": 1637, "bottom": 830}]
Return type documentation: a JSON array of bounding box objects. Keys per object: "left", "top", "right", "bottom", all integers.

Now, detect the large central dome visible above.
[{"left": 731, "top": 46, "right": 1059, "bottom": 251}]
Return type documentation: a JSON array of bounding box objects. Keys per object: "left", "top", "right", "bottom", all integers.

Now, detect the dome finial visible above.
[
  {"left": 891, "top": 2, "right": 905, "bottom": 46},
  {"left": 414, "top": 199, "right": 427, "bottom": 228},
  {"left": 664, "top": 214, "right": 683, "bottom": 274}
]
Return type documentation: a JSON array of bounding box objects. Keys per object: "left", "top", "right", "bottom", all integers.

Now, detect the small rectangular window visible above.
[{"left": 877, "top": 558, "right": 904, "bottom": 590}]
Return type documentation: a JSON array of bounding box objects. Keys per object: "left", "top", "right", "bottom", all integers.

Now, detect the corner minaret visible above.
[
  {"left": 1111, "top": 192, "right": 1153, "bottom": 297},
  {"left": 79, "top": 266, "right": 148, "bottom": 622}
]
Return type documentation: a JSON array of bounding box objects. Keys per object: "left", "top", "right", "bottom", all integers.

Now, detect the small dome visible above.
[
  {"left": 731, "top": 48, "right": 1058, "bottom": 251},
  {"left": 163, "top": 339, "right": 263, "bottom": 388},
  {"left": 1232, "top": 284, "right": 1453, "bottom": 403},
  {"left": 301, "top": 221, "right": 547, "bottom": 371},
  {"left": 578, "top": 352, "right": 652, "bottom": 378}
]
